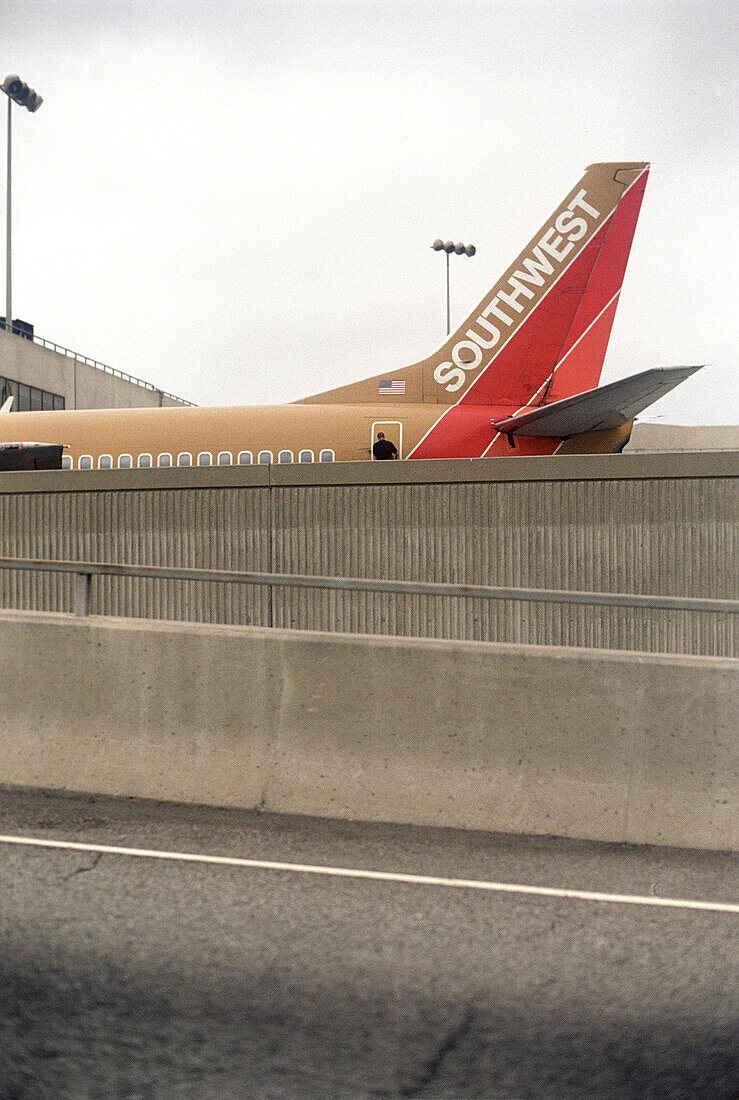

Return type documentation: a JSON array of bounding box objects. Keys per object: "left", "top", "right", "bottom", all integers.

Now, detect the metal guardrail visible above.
[
  {"left": 2, "top": 327, "right": 196, "bottom": 406},
  {"left": 0, "top": 558, "right": 736, "bottom": 620}
]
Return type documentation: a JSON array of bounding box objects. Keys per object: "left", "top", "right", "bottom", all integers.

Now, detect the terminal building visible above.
[{"left": 0, "top": 322, "right": 193, "bottom": 412}]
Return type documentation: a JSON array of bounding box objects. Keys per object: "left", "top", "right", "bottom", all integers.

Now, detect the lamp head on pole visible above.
[
  {"left": 2, "top": 75, "right": 43, "bottom": 112},
  {"left": 431, "top": 239, "right": 476, "bottom": 258}
]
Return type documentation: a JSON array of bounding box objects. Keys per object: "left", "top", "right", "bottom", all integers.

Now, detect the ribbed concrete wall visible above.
[
  {"left": 1, "top": 611, "right": 736, "bottom": 850},
  {"left": 269, "top": 475, "right": 737, "bottom": 654},
  {"left": 0, "top": 453, "right": 737, "bottom": 655}
]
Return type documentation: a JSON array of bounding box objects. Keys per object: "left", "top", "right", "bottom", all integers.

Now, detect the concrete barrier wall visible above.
[
  {"left": 1, "top": 452, "right": 737, "bottom": 655},
  {"left": 1, "top": 610, "right": 736, "bottom": 850}
]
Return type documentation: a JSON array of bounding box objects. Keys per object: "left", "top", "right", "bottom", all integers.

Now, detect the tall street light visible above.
[
  {"left": 2, "top": 74, "right": 43, "bottom": 335},
  {"left": 431, "top": 239, "right": 476, "bottom": 335}
]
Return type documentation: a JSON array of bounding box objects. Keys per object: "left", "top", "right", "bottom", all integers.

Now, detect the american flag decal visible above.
[{"left": 379, "top": 379, "right": 406, "bottom": 395}]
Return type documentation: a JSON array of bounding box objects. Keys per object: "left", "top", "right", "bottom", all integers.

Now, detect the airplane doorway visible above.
[{"left": 371, "top": 421, "right": 402, "bottom": 459}]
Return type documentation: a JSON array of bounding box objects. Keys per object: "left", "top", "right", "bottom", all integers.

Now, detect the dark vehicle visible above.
[{"left": 0, "top": 442, "right": 65, "bottom": 470}]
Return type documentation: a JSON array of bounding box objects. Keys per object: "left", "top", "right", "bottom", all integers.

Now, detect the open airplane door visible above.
[{"left": 371, "top": 420, "right": 403, "bottom": 458}]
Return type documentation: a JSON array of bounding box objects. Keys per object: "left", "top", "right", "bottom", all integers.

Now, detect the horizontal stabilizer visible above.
[{"left": 493, "top": 365, "right": 704, "bottom": 438}]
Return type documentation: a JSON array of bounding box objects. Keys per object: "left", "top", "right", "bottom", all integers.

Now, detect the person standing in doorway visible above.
[{"left": 372, "top": 432, "right": 398, "bottom": 460}]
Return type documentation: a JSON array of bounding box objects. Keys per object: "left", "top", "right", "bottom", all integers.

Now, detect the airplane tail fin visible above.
[
  {"left": 298, "top": 162, "right": 649, "bottom": 413},
  {"left": 0, "top": 395, "right": 14, "bottom": 414},
  {"left": 426, "top": 161, "right": 650, "bottom": 408}
]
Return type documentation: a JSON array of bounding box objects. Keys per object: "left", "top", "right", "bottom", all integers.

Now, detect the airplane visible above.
[{"left": 0, "top": 160, "right": 702, "bottom": 470}]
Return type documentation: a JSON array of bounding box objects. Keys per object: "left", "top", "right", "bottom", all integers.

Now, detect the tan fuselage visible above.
[{"left": 1, "top": 401, "right": 632, "bottom": 467}]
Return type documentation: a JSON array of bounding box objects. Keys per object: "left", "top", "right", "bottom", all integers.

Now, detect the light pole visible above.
[
  {"left": 431, "top": 239, "right": 476, "bottom": 335},
  {"left": 2, "top": 74, "right": 43, "bottom": 334}
]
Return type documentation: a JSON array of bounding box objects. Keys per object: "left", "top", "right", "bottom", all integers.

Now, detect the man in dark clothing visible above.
[{"left": 372, "top": 432, "right": 398, "bottom": 460}]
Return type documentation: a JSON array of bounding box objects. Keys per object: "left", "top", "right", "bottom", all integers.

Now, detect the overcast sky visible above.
[{"left": 3, "top": 0, "right": 737, "bottom": 423}]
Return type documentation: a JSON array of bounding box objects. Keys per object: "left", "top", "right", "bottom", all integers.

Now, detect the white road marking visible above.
[{"left": 0, "top": 833, "right": 736, "bottom": 914}]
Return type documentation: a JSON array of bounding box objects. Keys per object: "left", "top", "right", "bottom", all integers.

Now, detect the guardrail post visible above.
[{"left": 74, "top": 572, "right": 91, "bottom": 616}]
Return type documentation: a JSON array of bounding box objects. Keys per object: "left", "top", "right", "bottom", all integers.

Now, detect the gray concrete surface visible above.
[
  {"left": 0, "top": 610, "right": 736, "bottom": 849},
  {"left": 0, "top": 787, "right": 736, "bottom": 1099}
]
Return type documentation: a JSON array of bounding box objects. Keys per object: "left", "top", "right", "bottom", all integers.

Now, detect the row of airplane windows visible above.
[{"left": 63, "top": 448, "right": 337, "bottom": 470}]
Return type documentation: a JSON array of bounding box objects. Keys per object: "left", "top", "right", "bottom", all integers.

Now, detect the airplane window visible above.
[
  {"left": 197, "top": 452, "right": 212, "bottom": 467},
  {"left": 299, "top": 450, "right": 314, "bottom": 463},
  {"left": 258, "top": 451, "right": 272, "bottom": 465},
  {"left": 319, "top": 449, "right": 335, "bottom": 463},
  {"left": 278, "top": 450, "right": 293, "bottom": 464},
  {"left": 79, "top": 455, "right": 93, "bottom": 470},
  {"left": 118, "top": 454, "right": 133, "bottom": 469},
  {"left": 138, "top": 453, "right": 153, "bottom": 468},
  {"left": 98, "top": 454, "right": 113, "bottom": 469},
  {"left": 217, "top": 451, "right": 232, "bottom": 466},
  {"left": 61, "top": 455, "right": 73, "bottom": 470},
  {"left": 177, "top": 452, "right": 192, "bottom": 467},
  {"left": 157, "top": 453, "right": 172, "bottom": 467},
  {"left": 237, "top": 451, "right": 252, "bottom": 465}
]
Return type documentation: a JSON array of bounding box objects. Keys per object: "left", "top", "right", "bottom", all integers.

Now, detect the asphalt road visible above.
[{"left": 0, "top": 786, "right": 736, "bottom": 1099}]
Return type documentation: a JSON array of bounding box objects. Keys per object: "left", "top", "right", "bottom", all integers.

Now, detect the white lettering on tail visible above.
[{"left": 433, "top": 189, "right": 601, "bottom": 393}]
